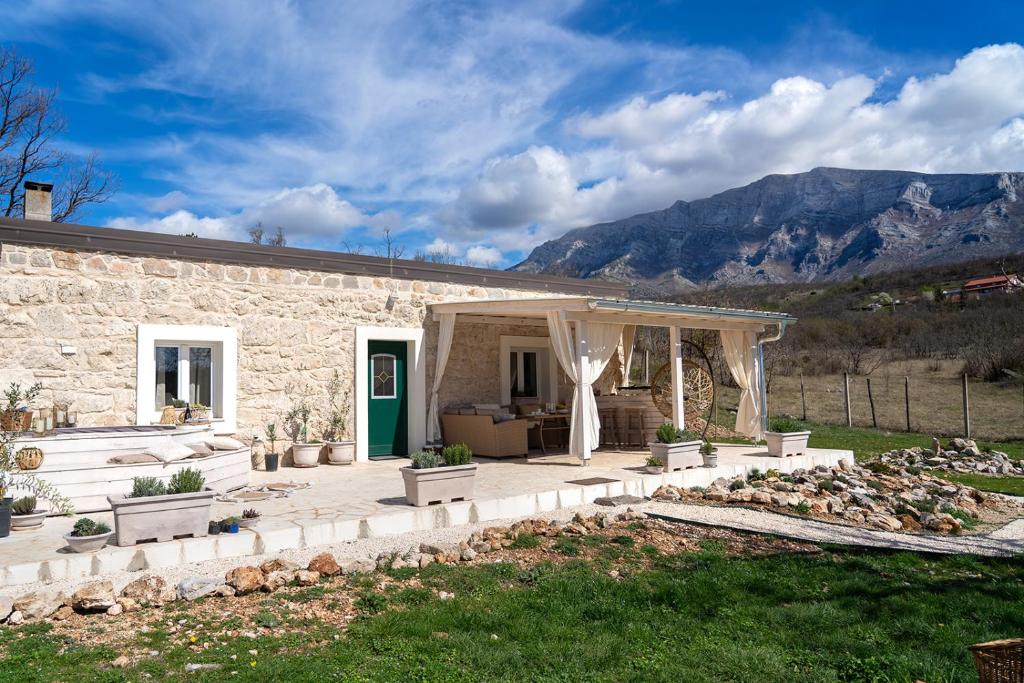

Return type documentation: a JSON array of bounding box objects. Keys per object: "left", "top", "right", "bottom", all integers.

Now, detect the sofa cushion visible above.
[
  {"left": 205, "top": 436, "right": 246, "bottom": 451},
  {"left": 108, "top": 453, "right": 161, "bottom": 465},
  {"left": 143, "top": 438, "right": 195, "bottom": 463}
]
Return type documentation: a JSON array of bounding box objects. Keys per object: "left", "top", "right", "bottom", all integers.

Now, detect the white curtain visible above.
[
  {"left": 546, "top": 313, "right": 623, "bottom": 460},
  {"left": 427, "top": 313, "right": 456, "bottom": 443},
  {"left": 620, "top": 325, "right": 636, "bottom": 387},
  {"left": 720, "top": 330, "right": 763, "bottom": 440}
]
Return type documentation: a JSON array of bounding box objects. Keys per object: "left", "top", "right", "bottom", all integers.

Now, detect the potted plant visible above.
[
  {"left": 10, "top": 495, "right": 47, "bottom": 531},
  {"left": 322, "top": 370, "right": 354, "bottom": 465},
  {"left": 286, "top": 402, "right": 321, "bottom": 467},
  {"left": 188, "top": 402, "right": 211, "bottom": 422},
  {"left": 644, "top": 455, "right": 664, "bottom": 475},
  {"left": 238, "top": 508, "right": 260, "bottom": 529},
  {"left": 700, "top": 441, "right": 718, "bottom": 468},
  {"left": 64, "top": 517, "right": 113, "bottom": 553},
  {"left": 401, "top": 443, "right": 477, "bottom": 507},
  {"left": 0, "top": 429, "right": 73, "bottom": 538},
  {"left": 2, "top": 382, "right": 41, "bottom": 432},
  {"left": 219, "top": 516, "right": 240, "bottom": 534},
  {"left": 208, "top": 519, "right": 221, "bottom": 535},
  {"left": 264, "top": 422, "right": 281, "bottom": 472},
  {"left": 765, "top": 417, "right": 812, "bottom": 458},
  {"left": 107, "top": 468, "right": 215, "bottom": 546},
  {"left": 650, "top": 423, "right": 702, "bottom": 472}
]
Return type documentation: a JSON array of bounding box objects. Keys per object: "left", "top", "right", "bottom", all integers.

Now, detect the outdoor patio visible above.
[{"left": 0, "top": 444, "right": 850, "bottom": 592}]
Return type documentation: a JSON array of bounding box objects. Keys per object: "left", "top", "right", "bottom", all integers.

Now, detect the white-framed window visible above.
[
  {"left": 371, "top": 353, "right": 397, "bottom": 399},
  {"left": 137, "top": 324, "right": 238, "bottom": 434},
  {"left": 154, "top": 344, "right": 216, "bottom": 410},
  {"left": 499, "top": 336, "right": 559, "bottom": 406}
]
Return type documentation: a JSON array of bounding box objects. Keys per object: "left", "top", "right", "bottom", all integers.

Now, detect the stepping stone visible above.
[{"left": 594, "top": 495, "right": 644, "bottom": 507}]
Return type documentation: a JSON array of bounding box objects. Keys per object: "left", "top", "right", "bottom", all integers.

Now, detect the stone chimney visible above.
[{"left": 23, "top": 181, "right": 53, "bottom": 221}]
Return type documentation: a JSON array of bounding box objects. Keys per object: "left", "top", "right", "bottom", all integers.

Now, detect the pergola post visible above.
[
  {"left": 574, "top": 319, "right": 592, "bottom": 462},
  {"left": 669, "top": 326, "right": 685, "bottom": 430}
]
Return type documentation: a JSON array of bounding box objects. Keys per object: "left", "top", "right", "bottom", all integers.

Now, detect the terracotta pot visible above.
[
  {"left": 1, "top": 410, "right": 32, "bottom": 432},
  {"left": 291, "top": 443, "right": 322, "bottom": 468},
  {"left": 326, "top": 441, "right": 355, "bottom": 465}
]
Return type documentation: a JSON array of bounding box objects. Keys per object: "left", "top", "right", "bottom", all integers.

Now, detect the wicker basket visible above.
[
  {"left": 970, "top": 639, "right": 1024, "bottom": 683},
  {"left": 16, "top": 447, "right": 44, "bottom": 470}
]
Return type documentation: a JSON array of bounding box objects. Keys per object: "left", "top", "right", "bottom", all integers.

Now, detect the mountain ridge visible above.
[{"left": 511, "top": 167, "right": 1024, "bottom": 292}]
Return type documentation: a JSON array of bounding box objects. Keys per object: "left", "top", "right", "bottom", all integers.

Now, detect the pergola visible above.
[{"left": 428, "top": 297, "right": 795, "bottom": 463}]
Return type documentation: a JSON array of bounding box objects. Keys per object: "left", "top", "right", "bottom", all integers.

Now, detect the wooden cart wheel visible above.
[{"left": 650, "top": 360, "right": 715, "bottom": 425}]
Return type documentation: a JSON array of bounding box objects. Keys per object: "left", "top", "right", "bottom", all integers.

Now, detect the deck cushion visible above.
[
  {"left": 205, "top": 436, "right": 246, "bottom": 451},
  {"left": 107, "top": 453, "right": 161, "bottom": 465},
  {"left": 143, "top": 439, "right": 195, "bottom": 463}
]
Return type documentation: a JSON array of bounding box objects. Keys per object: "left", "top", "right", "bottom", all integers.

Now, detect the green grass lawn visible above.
[
  {"left": 2, "top": 546, "right": 1022, "bottom": 682},
  {"left": 934, "top": 470, "right": 1024, "bottom": 497},
  {"left": 717, "top": 422, "right": 1024, "bottom": 462}
]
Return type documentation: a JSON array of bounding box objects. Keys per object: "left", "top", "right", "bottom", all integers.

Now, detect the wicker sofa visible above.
[{"left": 441, "top": 413, "right": 528, "bottom": 458}]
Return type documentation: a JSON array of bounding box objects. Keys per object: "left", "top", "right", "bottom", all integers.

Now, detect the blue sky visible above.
[{"left": 1, "top": 1, "right": 1022, "bottom": 267}]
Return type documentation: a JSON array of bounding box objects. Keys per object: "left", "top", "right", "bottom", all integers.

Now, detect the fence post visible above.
[
  {"left": 904, "top": 376, "right": 911, "bottom": 432},
  {"left": 843, "top": 372, "right": 852, "bottom": 427},
  {"left": 961, "top": 373, "right": 971, "bottom": 438},
  {"left": 800, "top": 374, "right": 807, "bottom": 422},
  {"left": 866, "top": 378, "right": 878, "bottom": 429}
]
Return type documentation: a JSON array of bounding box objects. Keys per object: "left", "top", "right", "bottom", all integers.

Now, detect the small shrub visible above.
[
  {"left": 645, "top": 455, "right": 663, "bottom": 468},
  {"left": 242, "top": 508, "right": 260, "bottom": 519},
  {"left": 11, "top": 496, "right": 37, "bottom": 515},
  {"left": 834, "top": 473, "right": 850, "bottom": 485},
  {"left": 168, "top": 467, "right": 205, "bottom": 494},
  {"left": 817, "top": 478, "right": 834, "bottom": 493},
  {"left": 442, "top": 443, "right": 472, "bottom": 466},
  {"left": 410, "top": 450, "right": 441, "bottom": 469},
  {"left": 747, "top": 467, "right": 766, "bottom": 482},
  {"left": 72, "top": 517, "right": 111, "bottom": 537},
  {"left": 911, "top": 497, "right": 937, "bottom": 513},
  {"left": 906, "top": 465, "right": 922, "bottom": 476},
  {"left": 700, "top": 441, "right": 716, "bottom": 456},
  {"left": 765, "top": 468, "right": 781, "bottom": 479},
  {"left": 655, "top": 423, "right": 701, "bottom": 444},
  {"left": 611, "top": 535, "right": 634, "bottom": 548},
  {"left": 552, "top": 537, "right": 580, "bottom": 556},
  {"left": 689, "top": 486, "right": 706, "bottom": 493},
  {"left": 511, "top": 533, "right": 540, "bottom": 550},
  {"left": 355, "top": 590, "right": 389, "bottom": 614},
  {"left": 866, "top": 480, "right": 883, "bottom": 492},
  {"left": 781, "top": 475, "right": 795, "bottom": 484},
  {"left": 769, "top": 416, "right": 806, "bottom": 433},
  {"left": 130, "top": 476, "right": 167, "bottom": 498},
  {"left": 941, "top": 505, "right": 977, "bottom": 529},
  {"left": 729, "top": 478, "right": 746, "bottom": 491},
  {"left": 865, "top": 461, "right": 894, "bottom": 475},
  {"left": 793, "top": 500, "right": 811, "bottom": 515}
]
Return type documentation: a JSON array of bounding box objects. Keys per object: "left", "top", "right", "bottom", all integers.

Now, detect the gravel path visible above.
[
  {"left": 0, "top": 502, "right": 626, "bottom": 599},
  {"left": 644, "top": 501, "right": 1024, "bottom": 557}
]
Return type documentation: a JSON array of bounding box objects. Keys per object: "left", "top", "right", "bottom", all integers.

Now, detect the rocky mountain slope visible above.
[{"left": 511, "top": 167, "right": 1024, "bottom": 292}]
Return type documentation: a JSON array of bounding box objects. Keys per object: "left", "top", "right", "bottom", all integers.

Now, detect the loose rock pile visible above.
[
  {"left": 877, "top": 438, "right": 1022, "bottom": 476},
  {"left": 652, "top": 458, "right": 1002, "bottom": 534},
  {"left": 0, "top": 509, "right": 647, "bottom": 627}
]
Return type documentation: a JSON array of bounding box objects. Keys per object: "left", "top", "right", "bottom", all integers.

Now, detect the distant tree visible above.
[
  {"left": 182, "top": 232, "right": 198, "bottom": 239},
  {"left": 413, "top": 244, "right": 461, "bottom": 265},
  {"left": 0, "top": 46, "right": 115, "bottom": 221},
  {"left": 267, "top": 226, "right": 286, "bottom": 247},
  {"left": 248, "top": 223, "right": 286, "bottom": 247},
  {"left": 375, "top": 229, "right": 404, "bottom": 259},
  {"left": 247, "top": 223, "right": 264, "bottom": 244}
]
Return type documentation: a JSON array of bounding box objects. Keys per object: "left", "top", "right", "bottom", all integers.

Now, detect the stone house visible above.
[{"left": 0, "top": 189, "right": 791, "bottom": 464}]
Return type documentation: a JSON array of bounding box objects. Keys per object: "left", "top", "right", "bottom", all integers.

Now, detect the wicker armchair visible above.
[{"left": 441, "top": 414, "right": 528, "bottom": 458}]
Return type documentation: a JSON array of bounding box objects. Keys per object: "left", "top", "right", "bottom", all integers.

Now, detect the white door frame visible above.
[
  {"left": 499, "top": 335, "right": 559, "bottom": 406},
  {"left": 355, "top": 326, "right": 425, "bottom": 462}
]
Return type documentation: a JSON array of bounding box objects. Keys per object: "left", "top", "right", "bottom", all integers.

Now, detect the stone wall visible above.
[{"left": 0, "top": 243, "right": 567, "bottom": 439}]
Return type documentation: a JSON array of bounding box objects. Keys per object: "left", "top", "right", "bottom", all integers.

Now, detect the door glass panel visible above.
[
  {"left": 522, "top": 352, "right": 538, "bottom": 397},
  {"left": 189, "top": 347, "right": 213, "bottom": 407},
  {"left": 372, "top": 354, "right": 396, "bottom": 398},
  {"left": 509, "top": 351, "right": 518, "bottom": 395},
  {"left": 155, "top": 346, "right": 179, "bottom": 407}
]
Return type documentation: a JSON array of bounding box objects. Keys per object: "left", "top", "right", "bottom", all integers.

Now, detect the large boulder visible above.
[
  {"left": 176, "top": 576, "right": 221, "bottom": 601},
  {"left": 226, "top": 566, "right": 265, "bottom": 595},
  {"left": 0, "top": 596, "right": 13, "bottom": 622},
  {"left": 120, "top": 575, "right": 174, "bottom": 606},
  {"left": 295, "top": 570, "right": 320, "bottom": 586},
  {"left": 72, "top": 581, "right": 116, "bottom": 613},
  {"left": 261, "top": 570, "right": 294, "bottom": 592},
  {"left": 259, "top": 558, "right": 299, "bottom": 574},
  {"left": 307, "top": 553, "right": 340, "bottom": 577},
  {"left": 14, "top": 590, "right": 66, "bottom": 620},
  {"left": 340, "top": 558, "right": 376, "bottom": 575}
]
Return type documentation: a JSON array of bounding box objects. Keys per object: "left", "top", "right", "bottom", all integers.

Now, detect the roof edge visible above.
[{"left": 0, "top": 217, "right": 630, "bottom": 297}]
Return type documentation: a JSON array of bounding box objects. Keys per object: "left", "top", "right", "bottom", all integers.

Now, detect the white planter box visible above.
[
  {"left": 326, "top": 441, "right": 355, "bottom": 465},
  {"left": 651, "top": 441, "right": 702, "bottom": 472},
  {"left": 765, "top": 431, "right": 811, "bottom": 457},
  {"left": 291, "top": 443, "right": 322, "bottom": 467},
  {"left": 401, "top": 463, "right": 477, "bottom": 507},
  {"left": 107, "top": 488, "right": 216, "bottom": 546}
]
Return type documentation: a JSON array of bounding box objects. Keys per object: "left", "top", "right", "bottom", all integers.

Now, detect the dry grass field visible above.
[{"left": 766, "top": 359, "right": 1024, "bottom": 441}]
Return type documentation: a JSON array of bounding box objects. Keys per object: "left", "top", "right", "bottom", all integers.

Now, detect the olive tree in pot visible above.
[
  {"left": 650, "top": 423, "right": 703, "bottom": 472},
  {"left": 2, "top": 381, "right": 41, "bottom": 432},
  {"left": 107, "top": 468, "right": 215, "bottom": 546},
  {"left": 0, "top": 428, "right": 73, "bottom": 538},
  {"left": 264, "top": 422, "right": 281, "bottom": 472},
  {"left": 402, "top": 444, "right": 476, "bottom": 507},
  {"left": 286, "top": 402, "right": 321, "bottom": 467},
  {"left": 765, "top": 417, "right": 812, "bottom": 458},
  {"left": 322, "top": 370, "right": 354, "bottom": 465},
  {"left": 64, "top": 517, "right": 113, "bottom": 553}
]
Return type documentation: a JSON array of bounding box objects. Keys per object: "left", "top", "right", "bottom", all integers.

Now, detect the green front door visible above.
[{"left": 367, "top": 340, "right": 408, "bottom": 457}]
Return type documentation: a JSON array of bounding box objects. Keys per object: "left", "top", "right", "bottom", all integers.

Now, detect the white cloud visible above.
[
  {"left": 465, "top": 245, "right": 503, "bottom": 267},
  {"left": 109, "top": 183, "right": 392, "bottom": 243},
  {"left": 445, "top": 43, "right": 1024, "bottom": 242}
]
